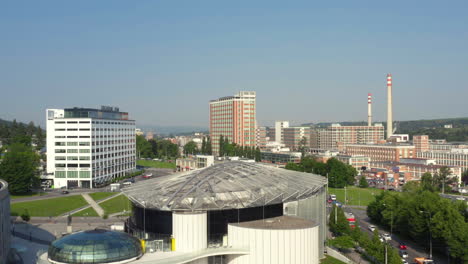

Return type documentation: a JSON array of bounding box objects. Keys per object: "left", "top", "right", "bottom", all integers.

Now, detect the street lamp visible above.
[
  {"left": 142, "top": 201, "right": 146, "bottom": 239},
  {"left": 420, "top": 210, "right": 433, "bottom": 259}
]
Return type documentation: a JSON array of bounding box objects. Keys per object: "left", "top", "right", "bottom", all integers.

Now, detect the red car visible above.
[{"left": 399, "top": 243, "right": 407, "bottom": 250}]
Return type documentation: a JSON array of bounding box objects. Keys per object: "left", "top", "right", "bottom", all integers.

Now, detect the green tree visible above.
[
  {"left": 206, "top": 136, "right": 212, "bottom": 155},
  {"left": 298, "top": 136, "right": 307, "bottom": 157},
  {"left": 329, "top": 235, "right": 354, "bottom": 250},
  {"left": 255, "top": 147, "right": 261, "bottom": 162},
  {"left": 219, "top": 135, "right": 225, "bottom": 157},
  {"left": 183, "top": 141, "right": 199, "bottom": 155},
  {"left": 359, "top": 176, "right": 369, "bottom": 188},
  {"left": 201, "top": 137, "right": 207, "bottom": 154},
  {"left": 329, "top": 204, "right": 350, "bottom": 236},
  {"left": 421, "top": 172, "right": 435, "bottom": 192},
  {"left": 0, "top": 143, "right": 40, "bottom": 194},
  {"left": 136, "top": 135, "right": 152, "bottom": 158}
]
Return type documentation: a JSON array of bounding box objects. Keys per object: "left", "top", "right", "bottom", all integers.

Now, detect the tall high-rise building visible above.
[
  {"left": 274, "top": 121, "right": 289, "bottom": 144},
  {"left": 209, "top": 91, "right": 256, "bottom": 154},
  {"left": 283, "top": 126, "right": 310, "bottom": 150},
  {"left": 413, "top": 135, "right": 429, "bottom": 153},
  {"left": 46, "top": 107, "right": 136, "bottom": 189}
]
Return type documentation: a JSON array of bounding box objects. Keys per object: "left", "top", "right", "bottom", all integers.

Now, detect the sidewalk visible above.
[{"left": 80, "top": 193, "right": 106, "bottom": 217}]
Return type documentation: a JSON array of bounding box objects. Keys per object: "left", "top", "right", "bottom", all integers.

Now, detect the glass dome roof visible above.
[{"left": 48, "top": 229, "right": 142, "bottom": 264}]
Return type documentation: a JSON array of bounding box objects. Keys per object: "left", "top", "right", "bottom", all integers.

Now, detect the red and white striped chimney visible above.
[
  {"left": 368, "top": 93, "right": 372, "bottom": 126},
  {"left": 386, "top": 74, "right": 393, "bottom": 139}
]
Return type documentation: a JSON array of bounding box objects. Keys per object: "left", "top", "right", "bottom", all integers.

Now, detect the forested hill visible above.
[
  {"left": 302, "top": 117, "right": 468, "bottom": 142},
  {"left": 0, "top": 118, "right": 45, "bottom": 150}
]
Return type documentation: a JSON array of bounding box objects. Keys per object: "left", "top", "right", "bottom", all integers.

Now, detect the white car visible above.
[
  {"left": 368, "top": 225, "right": 376, "bottom": 232},
  {"left": 330, "top": 194, "right": 337, "bottom": 201},
  {"left": 399, "top": 250, "right": 408, "bottom": 258},
  {"left": 382, "top": 233, "right": 392, "bottom": 241},
  {"left": 401, "top": 259, "right": 408, "bottom": 264}
]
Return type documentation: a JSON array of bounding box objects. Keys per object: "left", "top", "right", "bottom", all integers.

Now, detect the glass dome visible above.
[{"left": 48, "top": 229, "right": 143, "bottom": 264}]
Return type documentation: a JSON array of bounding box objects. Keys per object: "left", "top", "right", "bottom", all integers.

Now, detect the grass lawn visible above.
[
  {"left": 11, "top": 195, "right": 88, "bottom": 217},
  {"left": 72, "top": 207, "right": 99, "bottom": 217},
  {"left": 136, "top": 160, "right": 176, "bottom": 169},
  {"left": 11, "top": 192, "right": 48, "bottom": 200},
  {"left": 328, "top": 186, "right": 383, "bottom": 206},
  {"left": 99, "top": 194, "right": 132, "bottom": 215},
  {"left": 88, "top": 192, "right": 116, "bottom": 202},
  {"left": 320, "top": 255, "right": 347, "bottom": 264}
]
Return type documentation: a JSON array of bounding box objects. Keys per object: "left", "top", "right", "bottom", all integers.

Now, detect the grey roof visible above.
[{"left": 122, "top": 161, "right": 327, "bottom": 211}]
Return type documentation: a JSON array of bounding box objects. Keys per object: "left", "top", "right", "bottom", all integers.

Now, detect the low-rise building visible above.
[
  {"left": 260, "top": 151, "right": 301, "bottom": 165},
  {"left": 371, "top": 161, "right": 462, "bottom": 181},
  {"left": 335, "top": 155, "right": 371, "bottom": 171},
  {"left": 176, "top": 155, "right": 214, "bottom": 171},
  {"left": 345, "top": 144, "right": 415, "bottom": 162}
]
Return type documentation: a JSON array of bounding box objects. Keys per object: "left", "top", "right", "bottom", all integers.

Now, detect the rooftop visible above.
[
  {"left": 230, "top": 215, "right": 316, "bottom": 230},
  {"left": 123, "top": 161, "right": 326, "bottom": 211}
]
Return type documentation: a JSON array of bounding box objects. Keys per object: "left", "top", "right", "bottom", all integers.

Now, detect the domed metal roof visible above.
[
  {"left": 123, "top": 161, "right": 327, "bottom": 211},
  {"left": 48, "top": 229, "right": 142, "bottom": 264}
]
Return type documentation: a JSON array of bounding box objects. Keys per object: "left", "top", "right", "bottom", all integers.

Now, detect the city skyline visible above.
[{"left": 1, "top": 1, "right": 468, "bottom": 127}]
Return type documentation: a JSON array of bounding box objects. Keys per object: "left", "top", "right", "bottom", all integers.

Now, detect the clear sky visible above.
[{"left": 1, "top": 0, "right": 467, "bottom": 128}]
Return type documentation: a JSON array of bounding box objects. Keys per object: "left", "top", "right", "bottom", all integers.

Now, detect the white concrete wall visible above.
[
  {"left": 173, "top": 212, "right": 207, "bottom": 253},
  {"left": 227, "top": 224, "right": 319, "bottom": 264}
]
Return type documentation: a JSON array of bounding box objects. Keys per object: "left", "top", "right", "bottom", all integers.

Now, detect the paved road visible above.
[{"left": 345, "top": 206, "right": 449, "bottom": 264}]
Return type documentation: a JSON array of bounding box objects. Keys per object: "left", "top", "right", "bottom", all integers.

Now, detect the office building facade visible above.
[
  {"left": 310, "top": 124, "right": 384, "bottom": 151},
  {"left": 345, "top": 144, "right": 415, "bottom": 162},
  {"left": 209, "top": 92, "right": 256, "bottom": 155},
  {"left": 283, "top": 126, "right": 310, "bottom": 150},
  {"left": 46, "top": 107, "right": 136, "bottom": 189}
]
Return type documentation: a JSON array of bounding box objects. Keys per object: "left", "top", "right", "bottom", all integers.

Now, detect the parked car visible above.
[
  {"left": 61, "top": 190, "right": 69, "bottom": 194},
  {"left": 330, "top": 194, "right": 337, "bottom": 201},
  {"left": 399, "top": 250, "right": 409, "bottom": 258},
  {"left": 399, "top": 243, "right": 407, "bottom": 250},
  {"left": 401, "top": 259, "right": 408, "bottom": 264},
  {"left": 124, "top": 178, "right": 135, "bottom": 183},
  {"left": 368, "top": 225, "right": 376, "bottom": 232},
  {"left": 142, "top": 173, "right": 153, "bottom": 179}
]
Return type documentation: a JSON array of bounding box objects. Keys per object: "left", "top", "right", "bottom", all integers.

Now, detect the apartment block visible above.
[
  {"left": 46, "top": 107, "right": 136, "bottom": 189},
  {"left": 413, "top": 135, "right": 429, "bottom": 153},
  {"left": 209, "top": 91, "right": 256, "bottom": 155},
  {"left": 274, "top": 121, "right": 289, "bottom": 144}
]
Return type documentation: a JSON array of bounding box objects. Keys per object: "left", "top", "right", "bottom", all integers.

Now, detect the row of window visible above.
[
  {"left": 55, "top": 149, "right": 91, "bottom": 153},
  {"left": 55, "top": 120, "right": 134, "bottom": 126},
  {"left": 54, "top": 121, "right": 90, "bottom": 124},
  {"left": 55, "top": 156, "right": 91, "bottom": 161},
  {"left": 55, "top": 171, "right": 91, "bottom": 178},
  {"left": 55, "top": 142, "right": 91, "bottom": 146},
  {"left": 56, "top": 163, "right": 90, "bottom": 168}
]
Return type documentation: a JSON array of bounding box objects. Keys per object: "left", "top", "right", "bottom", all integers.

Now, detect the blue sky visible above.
[{"left": 1, "top": 0, "right": 467, "bottom": 128}]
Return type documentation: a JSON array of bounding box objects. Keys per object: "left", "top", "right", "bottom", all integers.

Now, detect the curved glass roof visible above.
[
  {"left": 123, "top": 161, "right": 327, "bottom": 211},
  {"left": 48, "top": 229, "right": 142, "bottom": 264}
]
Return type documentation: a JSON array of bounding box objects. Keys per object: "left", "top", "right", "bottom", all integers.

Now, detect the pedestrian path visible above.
[{"left": 81, "top": 193, "right": 105, "bottom": 217}]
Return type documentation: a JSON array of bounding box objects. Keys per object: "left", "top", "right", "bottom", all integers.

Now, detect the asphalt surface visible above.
[{"left": 344, "top": 206, "right": 449, "bottom": 264}]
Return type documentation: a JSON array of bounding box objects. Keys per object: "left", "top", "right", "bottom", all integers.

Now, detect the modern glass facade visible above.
[{"left": 48, "top": 229, "right": 142, "bottom": 264}]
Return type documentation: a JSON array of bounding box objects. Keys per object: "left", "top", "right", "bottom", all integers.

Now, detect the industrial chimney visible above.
[
  {"left": 367, "top": 93, "right": 372, "bottom": 126},
  {"left": 386, "top": 74, "right": 393, "bottom": 139}
]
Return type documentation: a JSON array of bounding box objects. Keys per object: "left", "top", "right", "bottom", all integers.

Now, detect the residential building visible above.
[
  {"left": 274, "top": 121, "right": 289, "bottom": 143},
  {"left": 283, "top": 126, "right": 310, "bottom": 150},
  {"left": 310, "top": 124, "right": 384, "bottom": 151},
  {"left": 209, "top": 91, "right": 256, "bottom": 155},
  {"left": 46, "top": 107, "right": 136, "bottom": 189},
  {"left": 345, "top": 143, "right": 415, "bottom": 162},
  {"left": 145, "top": 132, "right": 154, "bottom": 141}
]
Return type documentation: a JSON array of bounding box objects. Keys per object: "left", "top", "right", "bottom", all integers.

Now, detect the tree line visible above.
[
  {"left": 218, "top": 135, "right": 261, "bottom": 161},
  {"left": 0, "top": 119, "right": 45, "bottom": 151},
  {"left": 136, "top": 135, "right": 179, "bottom": 159},
  {"left": 367, "top": 183, "right": 468, "bottom": 263},
  {"left": 285, "top": 157, "right": 357, "bottom": 188},
  {"left": 183, "top": 136, "right": 212, "bottom": 155}
]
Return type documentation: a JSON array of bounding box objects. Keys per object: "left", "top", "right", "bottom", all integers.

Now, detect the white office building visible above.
[{"left": 45, "top": 106, "right": 136, "bottom": 189}]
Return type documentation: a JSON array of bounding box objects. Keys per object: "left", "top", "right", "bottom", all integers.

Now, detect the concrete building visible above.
[
  {"left": 345, "top": 144, "right": 415, "bottom": 162},
  {"left": 122, "top": 162, "right": 327, "bottom": 263},
  {"left": 283, "top": 126, "right": 310, "bottom": 150},
  {"left": 135, "top": 128, "right": 143, "bottom": 136},
  {"left": 0, "top": 180, "right": 11, "bottom": 264},
  {"left": 176, "top": 155, "right": 215, "bottom": 171},
  {"left": 255, "top": 126, "right": 267, "bottom": 150},
  {"left": 274, "top": 121, "right": 289, "bottom": 144},
  {"left": 418, "top": 150, "right": 468, "bottom": 174},
  {"left": 335, "top": 155, "right": 371, "bottom": 171},
  {"left": 310, "top": 124, "right": 384, "bottom": 151},
  {"left": 413, "top": 135, "right": 429, "bottom": 153},
  {"left": 46, "top": 107, "right": 136, "bottom": 189},
  {"left": 371, "top": 161, "right": 462, "bottom": 181},
  {"left": 209, "top": 92, "right": 256, "bottom": 155}
]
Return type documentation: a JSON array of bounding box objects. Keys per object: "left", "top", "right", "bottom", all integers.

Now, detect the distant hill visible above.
[{"left": 302, "top": 117, "right": 468, "bottom": 142}]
